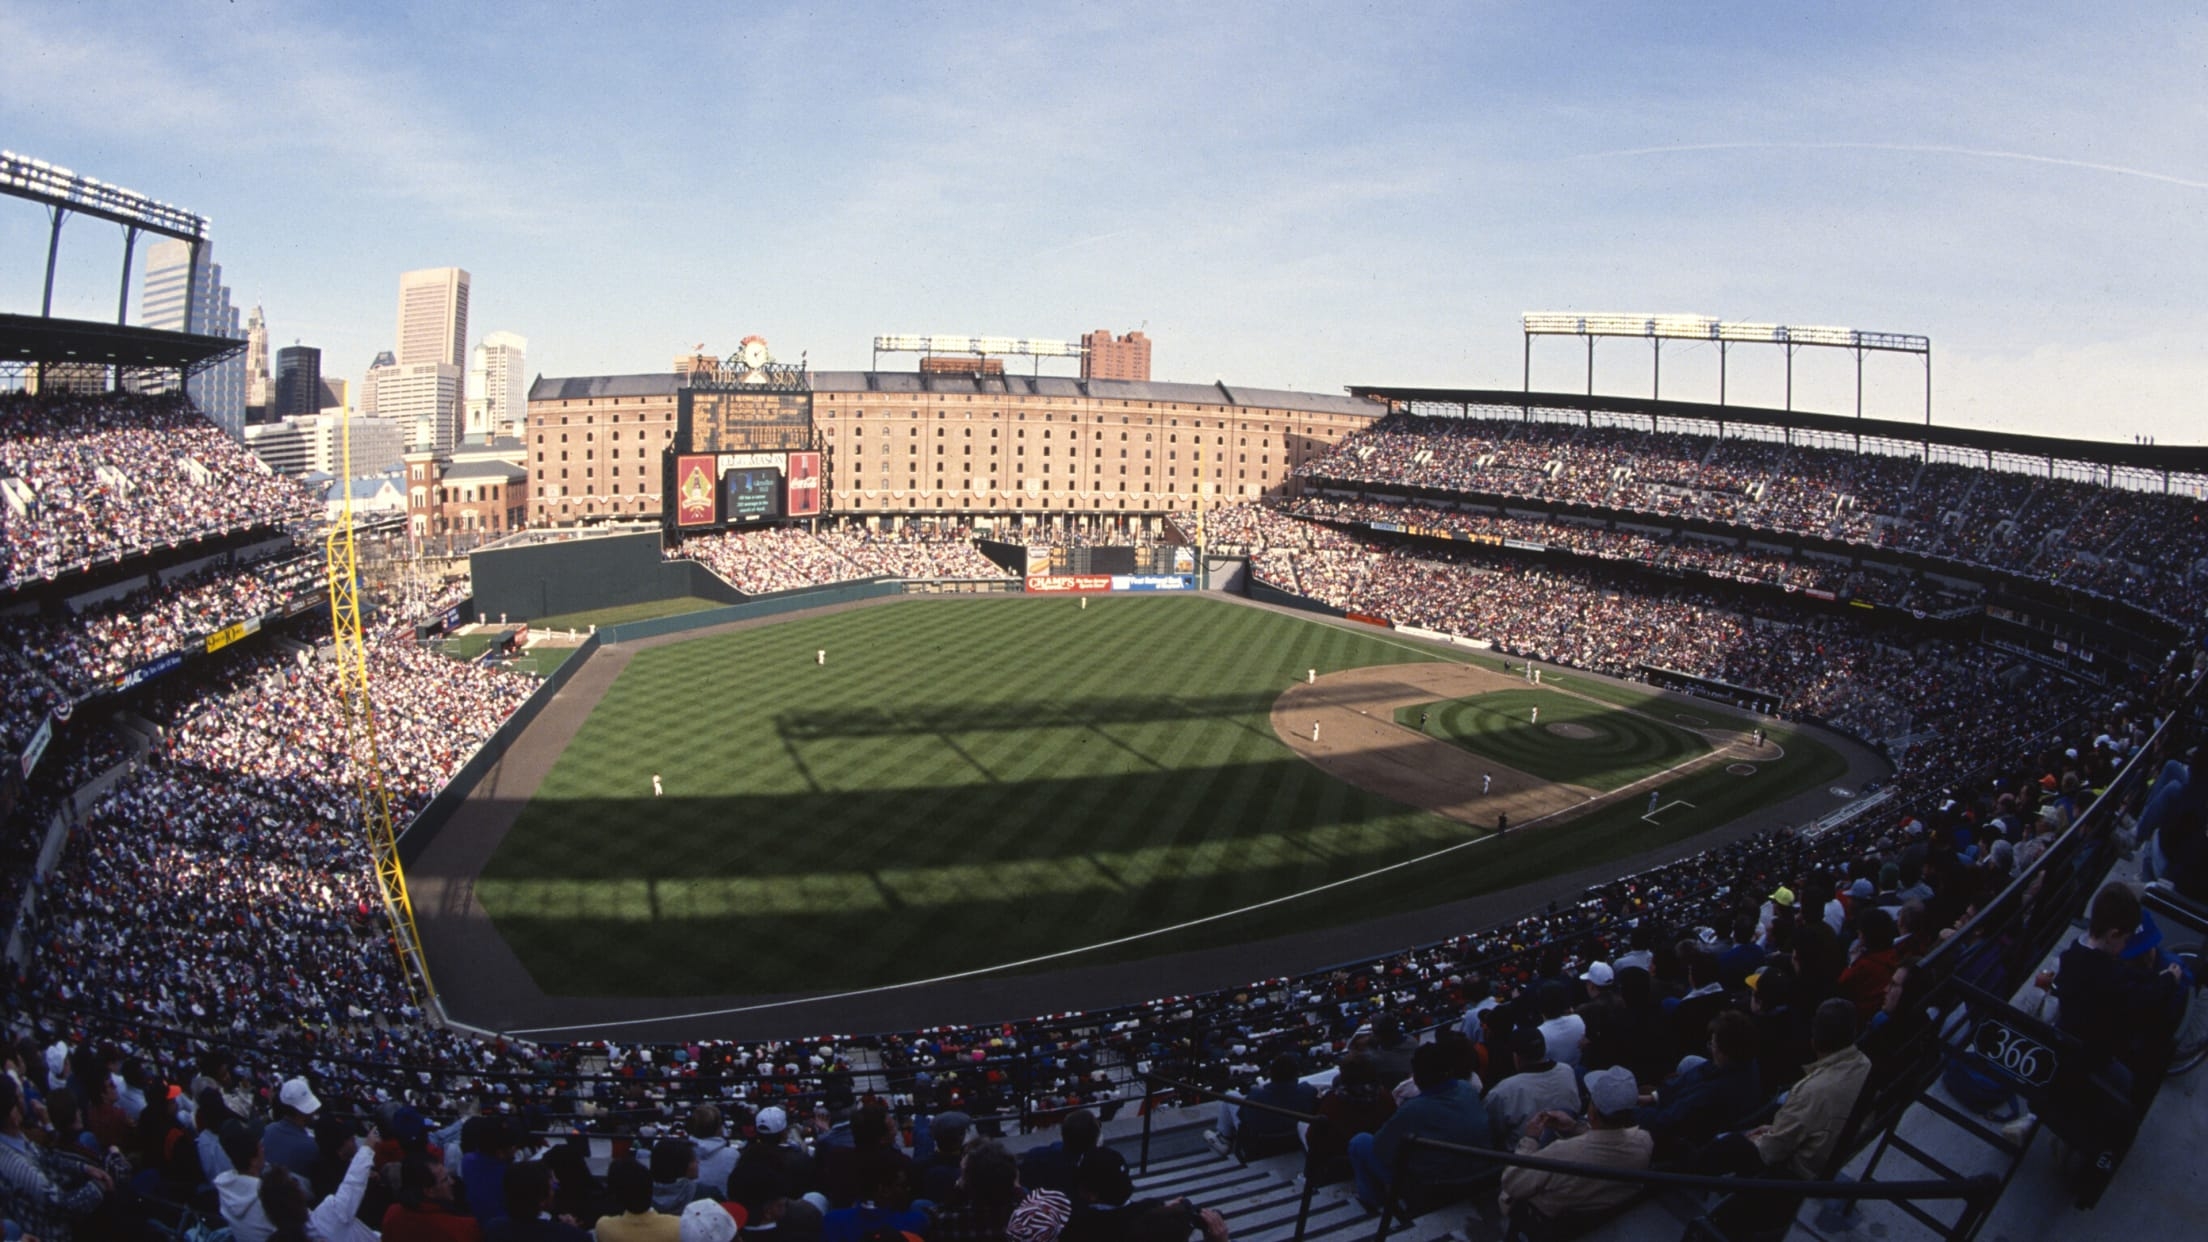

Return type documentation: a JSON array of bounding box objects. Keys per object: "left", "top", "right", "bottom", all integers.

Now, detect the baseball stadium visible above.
[{"left": 5, "top": 155, "right": 2208, "bottom": 1242}]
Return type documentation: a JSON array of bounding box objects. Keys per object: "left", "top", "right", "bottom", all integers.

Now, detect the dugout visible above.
[{"left": 470, "top": 529, "right": 743, "bottom": 622}]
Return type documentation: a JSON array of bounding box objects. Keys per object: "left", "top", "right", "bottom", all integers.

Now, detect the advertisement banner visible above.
[
  {"left": 19, "top": 714, "right": 53, "bottom": 779},
  {"left": 786, "top": 450, "right": 822, "bottom": 517},
  {"left": 1025, "top": 574, "right": 1111, "bottom": 594},
  {"left": 204, "top": 615, "right": 263, "bottom": 654},
  {"left": 1172, "top": 546, "right": 1195, "bottom": 573},
  {"left": 1112, "top": 575, "right": 1195, "bottom": 591},
  {"left": 1502, "top": 539, "right": 1546, "bottom": 552},
  {"left": 715, "top": 451, "right": 787, "bottom": 472},
  {"left": 675, "top": 455, "right": 718, "bottom": 527},
  {"left": 1345, "top": 612, "right": 1392, "bottom": 628},
  {"left": 115, "top": 651, "right": 185, "bottom": 693}
]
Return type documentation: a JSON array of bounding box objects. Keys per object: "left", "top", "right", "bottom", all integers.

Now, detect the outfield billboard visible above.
[
  {"left": 1025, "top": 574, "right": 1196, "bottom": 593},
  {"left": 674, "top": 455, "right": 718, "bottom": 527},
  {"left": 786, "top": 450, "right": 822, "bottom": 517},
  {"left": 1026, "top": 574, "right": 1111, "bottom": 593}
]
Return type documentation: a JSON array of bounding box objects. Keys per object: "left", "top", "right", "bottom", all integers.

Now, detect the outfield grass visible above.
[
  {"left": 531, "top": 596, "right": 725, "bottom": 631},
  {"left": 474, "top": 598, "right": 1847, "bottom": 997},
  {"left": 1394, "top": 688, "right": 1709, "bottom": 791}
]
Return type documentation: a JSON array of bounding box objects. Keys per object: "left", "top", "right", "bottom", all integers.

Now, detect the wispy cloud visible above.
[
  {"left": 1563, "top": 141, "right": 2208, "bottom": 193},
  {"left": 0, "top": 4, "right": 562, "bottom": 233}
]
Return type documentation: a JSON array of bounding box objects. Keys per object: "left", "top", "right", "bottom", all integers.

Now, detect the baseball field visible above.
[{"left": 470, "top": 595, "right": 1848, "bottom": 998}]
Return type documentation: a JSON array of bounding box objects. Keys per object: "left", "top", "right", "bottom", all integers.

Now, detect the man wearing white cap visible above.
[
  {"left": 1497, "top": 1065, "right": 1652, "bottom": 1224},
  {"left": 262, "top": 1077, "right": 322, "bottom": 1181}
]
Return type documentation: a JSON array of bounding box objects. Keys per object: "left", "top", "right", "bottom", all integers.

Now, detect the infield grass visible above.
[
  {"left": 1395, "top": 688, "right": 1709, "bottom": 791},
  {"left": 474, "top": 597, "right": 1847, "bottom": 997}
]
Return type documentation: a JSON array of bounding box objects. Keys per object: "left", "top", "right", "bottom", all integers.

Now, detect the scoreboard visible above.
[
  {"left": 686, "top": 390, "right": 812, "bottom": 453},
  {"left": 670, "top": 375, "right": 822, "bottom": 530},
  {"left": 673, "top": 450, "right": 822, "bottom": 528}
]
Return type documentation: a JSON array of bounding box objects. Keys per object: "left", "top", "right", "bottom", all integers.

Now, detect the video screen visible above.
[{"left": 723, "top": 467, "right": 785, "bottom": 522}]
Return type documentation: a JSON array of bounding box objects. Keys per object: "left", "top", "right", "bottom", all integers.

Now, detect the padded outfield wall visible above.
[{"left": 469, "top": 531, "right": 743, "bottom": 622}]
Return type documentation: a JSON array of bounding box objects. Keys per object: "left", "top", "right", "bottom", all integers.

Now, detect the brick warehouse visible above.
[{"left": 524, "top": 367, "right": 1384, "bottom": 528}]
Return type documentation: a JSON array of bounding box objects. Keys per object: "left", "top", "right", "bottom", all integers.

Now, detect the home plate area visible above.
[{"left": 1642, "top": 798, "right": 1697, "bottom": 824}]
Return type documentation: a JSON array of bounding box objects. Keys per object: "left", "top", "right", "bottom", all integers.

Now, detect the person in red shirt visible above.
[
  {"left": 1836, "top": 908, "right": 1900, "bottom": 1025},
  {"left": 381, "top": 1153, "right": 483, "bottom": 1242}
]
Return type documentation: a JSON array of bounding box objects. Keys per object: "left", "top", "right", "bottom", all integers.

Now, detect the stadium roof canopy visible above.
[
  {"left": 0, "top": 312, "right": 243, "bottom": 374},
  {"left": 1350, "top": 385, "right": 2208, "bottom": 477}
]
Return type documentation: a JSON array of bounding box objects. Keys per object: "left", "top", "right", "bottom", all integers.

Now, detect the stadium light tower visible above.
[{"left": 325, "top": 410, "right": 439, "bottom": 1010}]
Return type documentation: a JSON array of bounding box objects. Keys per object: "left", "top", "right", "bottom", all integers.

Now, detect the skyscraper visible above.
[
  {"left": 385, "top": 268, "right": 469, "bottom": 453},
  {"left": 464, "top": 330, "right": 528, "bottom": 441},
  {"left": 275, "top": 345, "right": 323, "bottom": 419},
  {"left": 361, "top": 350, "right": 398, "bottom": 418},
  {"left": 140, "top": 238, "right": 248, "bottom": 437},
  {"left": 395, "top": 267, "right": 470, "bottom": 368},
  {"left": 244, "top": 305, "right": 272, "bottom": 421}
]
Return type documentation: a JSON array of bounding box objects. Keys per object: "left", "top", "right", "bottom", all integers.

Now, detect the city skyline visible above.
[{"left": 1, "top": 2, "right": 2203, "bottom": 445}]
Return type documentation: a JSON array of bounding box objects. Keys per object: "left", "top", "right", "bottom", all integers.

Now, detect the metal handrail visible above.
[{"left": 1378, "top": 1132, "right": 1998, "bottom": 1242}]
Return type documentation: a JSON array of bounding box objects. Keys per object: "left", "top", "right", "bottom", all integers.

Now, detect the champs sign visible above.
[{"left": 675, "top": 455, "right": 718, "bottom": 526}]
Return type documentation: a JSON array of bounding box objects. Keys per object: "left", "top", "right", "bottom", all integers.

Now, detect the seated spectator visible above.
[
  {"left": 652, "top": 1137, "right": 716, "bottom": 1214},
  {"left": 1698, "top": 999, "right": 1871, "bottom": 1181},
  {"left": 1637, "top": 1012, "right": 1765, "bottom": 1160},
  {"left": 1304, "top": 1054, "right": 1395, "bottom": 1167},
  {"left": 1484, "top": 1029, "right": 1580, "bottom": 1149},
  {"left": 1058, "top": 1146, "right": 1135, "bottom": 1242},
  {"left": 1836, "top": 908, "right": 1902, "bottom": 1025},
  {"left": 218, "top": 1118, "right": 277, "bottom": 1242},
  {"left": 1022, "top": 1108, "right": 1100, "bottom": 1195},
  {"left": 594, "top": 1158, "right": 678, "bottom": 1242},
  {"left": 931, "top": 1141, "right": 1026, "bottom": 1242},
  {"left": 1205, "top": 1057, "right": 1315, "bottom": 1160},
  {"left": 1535, "top": 981, "right": 1586, "bottom": 1069},
  {"left": 1496, "top": 1066, "right": 1653, "bottom": 1225},
  {"left": 486, "top": 1161, "right": 590, "bottom": 1242},
  {"left": 1348, "top": 1042, "right": 1490, "bottom": 1213},
  {"left": 689, "top": 1105, "right": 740, "bottom": 1200},
  {"left": 0, "top": 1075, "right": 110, "bottom": 1242}
]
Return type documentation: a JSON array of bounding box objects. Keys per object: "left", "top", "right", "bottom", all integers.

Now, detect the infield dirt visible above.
[{"left": 1272, "top": 661, "right": 1760, "bottom": 832}]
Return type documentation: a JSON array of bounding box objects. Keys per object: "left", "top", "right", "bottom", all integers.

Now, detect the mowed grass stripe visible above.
[
  {"left": 1403, "top": 688, "right": 1708, "bottom": 791},
  {"left": 474, "top": 597, "right": 1823, "bottom": 997}
]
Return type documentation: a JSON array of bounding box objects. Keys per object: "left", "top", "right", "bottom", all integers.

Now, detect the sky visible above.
[{"left": 2, "top": 2, "right": 2203, "bottom": 444}]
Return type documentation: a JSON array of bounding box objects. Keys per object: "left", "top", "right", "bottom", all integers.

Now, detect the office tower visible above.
[
  {"left": 464, "top": 330, "right": 527, "bottom": 441},
  {"left": 377, "top": 362, "right": 464, "bottom": 453},
  {"left": 140, "top": 238, "right": 248, "bottom": 436},
  {"left": 361, "top": 350, "right": 398, "bottom": 418},
  {"left": 275, "top": 345, "right": 322, "bottom": 419},
  {"left": 244, "top": 305, "right": 272, "bottom": 420},
  {"left": 395, "top": 267, "right": 470, "bottom": 367}
]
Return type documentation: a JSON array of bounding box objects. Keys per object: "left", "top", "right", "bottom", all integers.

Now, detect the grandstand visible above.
[{"left": 4, "top": 162, "right": 2206, "bottom": 1242}]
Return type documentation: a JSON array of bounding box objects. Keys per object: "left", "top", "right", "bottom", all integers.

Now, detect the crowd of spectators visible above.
[
  {"left": 0, "top": 618, "right": 2186, "bottom": 1241},
  {"left": 1, "top": 392, "right": 318, "bottom": 589},
  {"left": 1, "top": 555, "right": 319, "bottom": 699},
  {"left": 2, "top": 391, "right": 2200, "bottom": 1242},
  {"left": 675, "top": 525, "right": 1011, "bottom": 594},
  {"left": 1299, "top": 410, "right": 2208, "bottom": 620},
  {"left": 816, "top": 525, "right": 1009, "bottom": 581}
]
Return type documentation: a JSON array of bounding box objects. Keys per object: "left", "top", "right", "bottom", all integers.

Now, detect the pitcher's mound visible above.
[{"left": 1546, "top": 722, "right": 1601, "bottom": 740}]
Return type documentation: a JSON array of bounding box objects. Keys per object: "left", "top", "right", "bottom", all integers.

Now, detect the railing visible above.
[
  {"left": 1135, "top": 1073, "right": 1329, "bottom": 1241},
  {"left": 1383, "top": 1133, "right": 1997, "bottom": 1242}
]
